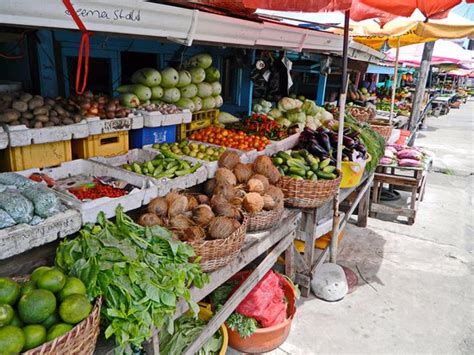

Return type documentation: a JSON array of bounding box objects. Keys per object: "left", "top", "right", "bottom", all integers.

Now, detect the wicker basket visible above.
[
  {"left": 277, "top": 172, "right": 342, "bottom": 209},
  {"left": 190, "top": 215, "right": 248, "bottom": 272},
  {"left": 245, "top": 200, "right": 284, "bottom": 232},
  {"left": 370, "top": 124, "right": 393, "bottom": 143},
  {"left": 13, "top": 276, "right": 102, "bottom": 355}
]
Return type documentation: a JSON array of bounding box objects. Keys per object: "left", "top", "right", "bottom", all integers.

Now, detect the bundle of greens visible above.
[
  {"left": 55, "top": 205, "right": 209, "bottom": 353},
  {"left": 160, "top": 313, "right": 223, "bottom": 355}
]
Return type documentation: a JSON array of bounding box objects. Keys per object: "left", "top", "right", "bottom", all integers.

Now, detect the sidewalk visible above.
[{"left": 230, "top": 100, "right": 474, "bottom": 354}]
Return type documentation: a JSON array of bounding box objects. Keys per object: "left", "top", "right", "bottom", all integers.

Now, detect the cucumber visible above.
[
  {"left": 142, "top": 168, "right": 149, "bottom": 174},
  {"left": 289, "top": 166, "right": 306, "bottom": 176},
  {"left": 161, "top": 149, "right": 182, "bottom": 160},
  {"left": 272, "top": 157, "right": 284, "bottom": 166},
  {"left": 310, "top": 174, "right": 318, "bottom": 181},
  {"left": 322, "top": 165, "right": 336, "bottom": 173},
  {"left": 311, "top": 162, "right": 319, "bottom": 172},
  {"left": 306, "top": 170, "right": 314, "bottom": 178},
  {"left": 146, "top": 161, "right": 155, "bottom": 173},
  {"left": 287, "top": 158, "right": 308, "bottom": 170},
  {"left": 278, "top": 167, "right": 286, "bottom": 175},
  {"left": 319, "top": 158, "right": 332, "bottom": 169},
  {"left": 316, "top": 171, "right": 337, "bottom": 180},
  {"left": 153, "top": 165, "right": 164, "bottom": 177},
  {"left": 282, "top": 165, "right": 289, "bottom": 173},
  {"left": 166, "top": 161, "right": 178, "bottom": 170},
  {"left": 288, "top": 174, "right": 304, "bottom": 180},
  {"left": 151, "top": 159, "right": 163, "bottom": 167},
  {"left": 132, "top": 163, "right": 142, "bottom": 174},
  {"left": 276, "top": 151, "right": 292, "bottom": 162}
]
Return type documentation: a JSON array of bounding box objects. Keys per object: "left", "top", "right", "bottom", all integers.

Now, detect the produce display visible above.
[
  {"left": 137, "top": 102, "right": 183, "bottom": 114},
  {"left": 189, "top": 126, "right": 270, "bottom": 151},
  {"left": 0, "top": 267, "right": 92, "bottom": 353},
  {"left": 55, "top": 206, "right": 208, "bottom": 351},
  {"left": 380, "top": 144, "right": 432, "bottom": 168},
  {"left": 226, "top": 113, "right": 289, "bottom": 140},
  {"left": 271, "top": 149, "right": 338, "bottom": 181},
  {"left": 347, "top": 83, "right": 372, "bottom": 102},
  {"left": 160, "top": 312, "right": 223, "bottom": 355},
  {"left": 117, "top": 53, "right": 223, "bottom": 112},
  {"left": 152, "top": 141, "right": 226, "bottom": 162},
  {"left": 0, "top": 92, "right": 84, "bottom": 128},
  {"left": 65, "top": 179, "right": 129, "bottom": 201},
  {"left": 346, "top": 104, "right": 376, "bottom": 122},
  {"left": 0, "top": 173, "right": 63, "bottom": 229},
  {"left": 69, "top": 91, "right": 132, "bottom": 119},
  {"left": 122, "top": 151, "right": 202, "bottom": 178}
]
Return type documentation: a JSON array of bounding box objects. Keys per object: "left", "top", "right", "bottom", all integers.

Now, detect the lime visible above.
[
  {"left": 41, "top": 312, "right": 60, "bottom": 329},
  {"left": 0, "top": 277, "right": 21, "bottom": 305},
  {"left": 22, "top": 324, "right": 46, "bottom": 351},
  {"left": 0, "top": 325, "right": 25, "bottom": 354},
  {"left": 58, "top": 277, "right": 86, "bottom": 302},
  {"left": 10, "top": 313, "right": 23, "bottom": 327},
  {"left": 46, "top": 323, "right": 73, "bottom": 342},
  {"left": 0, "top": 304, "right": 14, "bottom": 327},
  {"left": 18, "top": 289, "right": 56, "bottom": 324},
  {"left": 30, "top": 266, "right": 52, "bottom": 284},
  {"left": 59, "top": 294, "right": 92, "bottom": 324},
  {"left": 20, "top": 281, "right": 36, "bottom": 296},
  {"left": 36, "top": 269, "right": 66, "bottom": 293}
]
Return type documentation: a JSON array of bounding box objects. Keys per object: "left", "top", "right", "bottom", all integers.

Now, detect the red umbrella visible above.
[{"left": 359, "top": 0, "right": 462, "bottom": 19}]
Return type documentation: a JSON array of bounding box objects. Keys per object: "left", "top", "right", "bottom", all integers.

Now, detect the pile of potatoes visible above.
[{"left": 0, "top": 92, "right": 83, "bottom": 128}]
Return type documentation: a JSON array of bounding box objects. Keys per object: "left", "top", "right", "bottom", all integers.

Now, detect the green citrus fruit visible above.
[
  {"left": 36, "top": 269, "right": 66, "bottom": 293},
  {"left": 10, "top": 313, "right": 23, "bottom": 327},
  {"left": 59, "top": 294, "right": 92, "bottom": 324},
  {"left": 0, "top": 304, "right": 14, "bottom": 327},
  {"left": 20, "top": 281, "right": 36, "bottom": 296},
  {"left": 22, "top": 324, "right": 47, "bottom": 351},
  {"left": 0, "top": 325, "right": 25, "bottom": 354},
  {"left": 30, "top": 266, "right": 52, "bottom": 284},
  {"left": 41, "top": 311, "right": 60, "bottom": 329},
  {"left": 0, "top": 277, "right": 21, "bottom": 305},
  {"left": 46, "top": 323, "right": 73, "bottom": 342},
  {"left": 18, "top": 289, "right": 56, "bottom": 324},
  {"left": 58, "top": 277, "right": 86, "bottom": 302}
]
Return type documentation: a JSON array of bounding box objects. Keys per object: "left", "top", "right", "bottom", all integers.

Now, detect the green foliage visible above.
[
  {"left": 55, "top": 205, "right": 209, "bottom": 353},
  {"left": 226, "top": 312, "right": 260, "bottom": 338}
]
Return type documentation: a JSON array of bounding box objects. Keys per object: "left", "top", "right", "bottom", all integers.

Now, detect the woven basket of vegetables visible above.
[
  {"left": 277, "top": 172, "right": 342, "bottom": 209},
  {"left": 190, "top": 215, "right": 248, "bottom": 272},
  {"left": 245, "top": 200, "right": 284, "bottom": 232},
  {"left": 369, "top": 124, "right": 393, "bottom": 143},
  {"left": 11, "top": 275, "right": 102, "bottom": 355}
]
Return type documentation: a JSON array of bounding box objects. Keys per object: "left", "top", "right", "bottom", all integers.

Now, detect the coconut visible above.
[
  {"left": 208, "top": 217, "right": 239, "bottom": 239},
  {"left": 168, "top": 195, "right": 188, "bottom": 218},
  {"left": 165, "top": 191, "right": 182, "bottom": 205},
  {"left": 213, "top": 182, "right": 235, "bottom": 201},
  {"left": 254, "top": 155, "right": 274, "bottom": 176},
  {"left": 182, "top": 226, "right": 206, "bottom": 242},
  {"left": 233, "top": 163, "right": 253, "bottom": 183},
  {"left": 192, "top": 204, "right": 215, "bottom": 225},
  {"left": 169, "top": 214, "right": 194, "bottom": 229},
  {"left": 215, "top": 168, "right": 237, "bottom": 186},
  {"left": 218, "top": 151, "right": 241, "bottom": 170},
  {"left": 262, "top": 194, "right": 276, "bottom": 210},
  {"left": 242, "top": 192, "right": 264, "bottom": 213},
  {"left": 266, "top": 185, "right": 284, "bottom": 206},
  {"left": 230, "top": 197, "right": 243, "bottom": 207},
  {"left": 250, "top": 174, "right": 269, "bottom": 192},
  {"left": 196, "top": 194, "right": 210, "bottom": 205},
  {"left": 138, "top": 213, "right": 162, "bottom": 226},
  {"left": 147, "top": 197, "right": 168, "bottom": 217},
  {"left": 212, "top": 199, "right": 235, "bottom": 217},
  {"left": 265, "top": 165, "right": 282, "bottom": 184},
  {"left": 203, "top": 179, "right": 216, "bottom": 196},
  {"left": 247, "top": 178, "right": 265, "bottom": 193},
  {"left": 186, "top": 195, "right": 199, "bottom": 211}
]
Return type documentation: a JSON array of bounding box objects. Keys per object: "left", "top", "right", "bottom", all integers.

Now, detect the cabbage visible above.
[
  {"left": 320, "top": 110, "right": 334, "bottom": 122},
  {"left": 302, "top": 99, "right": 319, "bottom": 116},
  {"left": 277, "top": 97, "right": 296, "bottom": 112},
  {"left": 252, "top": 103, "right": 264, "bottom": 114},
  {"left": 267, "top": 108, "right": 282, "bottom": 119},
  {"left": 305, "top": 116, "right": 321, "bottom": 130},
  {"left": 258, "top": 98, "right": 272, "bottom": 109},
  {"left": 275, "top": 117, "right": 291, "bottom": 127},
  {"left": 286, "top": 109, "right": 306, "bottom": 123},
  {"left": 294, "top": 99, "right": 303, "bottom": 109}
]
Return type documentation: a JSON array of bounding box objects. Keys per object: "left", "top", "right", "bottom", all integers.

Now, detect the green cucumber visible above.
[
  {"left": 289, "top": 174, "right": 304, "bottom": 180},
  {"left": 306, "top": 170, "right": 314, "bottom": 178},
  {"left": 287, "top": 158, "right": 309, "bottom": 170},
  {"left": 310, "top": 174, "right": 318, "bottom": 181},
  {"left": 146, "top": 161, "right": 155, "bottom": 173},
  {"left": 166, "top": 161, "right": 178, "bottom": 170},
  {"left": 288, "top": 166, "right": 306, "bottom": 176},
  {"left": 276, "top": 151, "right": 292, "bottom": 162},
  {"left": 316, "top": 171, "right": 337, "bottom": 180},
  {"left": 311, "top": 162, "right": 319, "bottom": 172},
  {"left": 272, "top": 157, "right": 284, "bottom": 166},
  {"left": 319, "top": 158, "right": 332, "bottom": 169},
  {"left": 151, "top": 159, "right": 163, "bottom": 167},
  {"left": 161, "top": 149, "right": 182, "bottom": 160},
  {"left": 132, "top": 163, "right": 142, "bottom": 174},
  {"left": 153, "top": 165, "right": 164, "bottom": 177},
  {"left": 322, "top": 165, "right": 336, "bottom": 173}
]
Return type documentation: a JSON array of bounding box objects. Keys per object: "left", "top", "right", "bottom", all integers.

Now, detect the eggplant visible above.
[
  {"left": 342, "top": 136, "right": 355, "bottom": 147},
  {"left": 317, "top": 133, "right": 333, "bottom": 154},
  {"left": 309, "top": 143, "right": 328, "bottom": 157}
]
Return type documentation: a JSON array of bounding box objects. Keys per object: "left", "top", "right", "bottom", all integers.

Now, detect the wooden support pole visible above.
[{"left": 409, "top": 41, "right": 435, "bottom": 137}]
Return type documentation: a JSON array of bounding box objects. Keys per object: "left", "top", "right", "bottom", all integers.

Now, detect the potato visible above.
[
  {"left": 0, "top": 109, "right": 21, "bottom": 123},
  {"left": 53, "top": 104, "right": 66, "bottom": 115},
  {"left": 64, "top": 104, "right": 75, "bottom": 112},
  {"left": 62, "top": 117, "right": 74, "bottom": 125},
  {"left": 19, "top": 118, "right": 29, "bottom": 125},
  {"left": 35, "top": 114, "right": 49, "bottom": 123},
  {"left": 72, "top": 114, "right": 82, "bottom": 123},
  {"left": 44, "top": 121, "right": 55, "bottom": 127},
  {"left": 1, "top": 94, "right": 14, "bottom": 102},
  {"left": 49, "top": 109, "right": 58, "bottom": 117},
  {"left": 44, "top": 97, "right": 56, "bottom": 106},
  {"left": 21, "top": 112, "right": 34, "bottom": 120},
  {"left": 9, "top": 120, "right": 20, "bottom": 126},
  {"left": 49, "top": 116, "right": 60, "bottom": 125},
  {"left": 33, "top": 107, "right": 49, "bottom": 116},
  {"left": 28, "top": 97, "right": 44, "bottom": 110},
  {"left": 20, "top": 93, "right": 33, "bottom": 103},
  {"left": 33, "top": 121, "right": 43, "bottom": 128},
  {"left": 12, "top": 101, "right": 28, "bottom": 113}
]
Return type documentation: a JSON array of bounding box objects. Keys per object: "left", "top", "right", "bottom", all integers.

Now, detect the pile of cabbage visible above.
[{"left": 252, "top": 97, "right": 334, "bottom": 130}]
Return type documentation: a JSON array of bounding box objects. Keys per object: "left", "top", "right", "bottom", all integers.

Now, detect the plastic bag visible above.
[
  {"left": 0, "top": 191, "right": 34, "bottom": 224},
  {"left": 0, "top": 208, "right": 16, "bottom": 229},
  {"left": 21, "top": 186, "right": 62, "bottom": 218},
  {"left": 0, "top": 172, "right": 36, "bottom": 189},
  {"left": 234, "top": 271, "right": 286, "bottom": 328}
]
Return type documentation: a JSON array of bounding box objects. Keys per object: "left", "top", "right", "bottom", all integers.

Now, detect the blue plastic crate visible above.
[{"left": 129, "top": 126, "right": 177, "bottom": 149}]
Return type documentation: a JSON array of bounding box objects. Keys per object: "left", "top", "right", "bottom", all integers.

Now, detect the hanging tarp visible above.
[{"left": 366, "top": 64, "right": 395, "bottom": 74}]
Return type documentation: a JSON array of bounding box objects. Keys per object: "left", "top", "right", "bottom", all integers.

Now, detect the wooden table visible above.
[{"left": 370, "top": 165, "right": 428, "bottom": 225}]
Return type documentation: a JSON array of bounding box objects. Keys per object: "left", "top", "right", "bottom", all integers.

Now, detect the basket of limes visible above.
[{"left": 0, "top": 266, "right": 101, "bottom": 355}]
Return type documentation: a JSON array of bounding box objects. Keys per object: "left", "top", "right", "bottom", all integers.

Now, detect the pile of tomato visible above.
[
  {"left": 68, "top": 181, "right": 128, "bottom": 200},
  {"left": 189, "top": 126, "right": 270, "bottom": 151}
]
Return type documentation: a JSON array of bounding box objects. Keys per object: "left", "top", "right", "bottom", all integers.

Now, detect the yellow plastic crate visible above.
[
  {"left": 72, "top": 131, "right": 129, "bottom": 159},
  {"left": 0, "top": 140, "right": 72, "bottom": 172},
  {"left": 177, "top": 109, "right": 219, "bottom": 141}
]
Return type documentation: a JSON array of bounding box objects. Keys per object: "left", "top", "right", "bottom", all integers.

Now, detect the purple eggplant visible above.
[{"left": 317, "top": 132, "right": 333, "bottom": 154}]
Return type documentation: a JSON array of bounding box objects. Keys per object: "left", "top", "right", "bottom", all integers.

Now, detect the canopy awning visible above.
[{"left": 366, "top": 63, "right": 395, "bottom": 74}]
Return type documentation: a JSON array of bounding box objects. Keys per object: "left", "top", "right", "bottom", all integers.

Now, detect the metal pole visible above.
[
  {"left": 408, "top": 41, "right": 435, "bottom": 142},
  {"left": 389, "top": 37, "right": 400, "bottom": 124},
  {"left": 330, "top": 10, "right": 350, "bottom": 263}
]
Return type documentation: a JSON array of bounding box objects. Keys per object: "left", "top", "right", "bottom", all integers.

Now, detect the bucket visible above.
[
  {"left": 340, "top": 154, "right": 371, "bottom": 188},
  {"left": 226, "top": 271, "right": 296, "bottom": 353}
]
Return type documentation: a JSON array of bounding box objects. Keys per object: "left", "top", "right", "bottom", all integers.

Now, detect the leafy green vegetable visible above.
[
  {"left": 226, "top": 312, "right": 260, "bottom": 338},
  {"left": 209, "top": 279, "right": 239, "bottom": 308},
  {"left": 160, "top": 313, "right": 223, "bottom": 355},
  {"left": 55, "top": 205, "right": 209, "bottom": 353}
]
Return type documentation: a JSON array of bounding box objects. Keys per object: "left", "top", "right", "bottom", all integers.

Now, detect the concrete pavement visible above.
[{"left": 229, "top": 100, "right": 474, "bottom": 354}]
